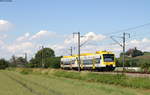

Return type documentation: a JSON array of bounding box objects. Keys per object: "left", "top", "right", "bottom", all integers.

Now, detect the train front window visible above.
[
  {"left": 95, "top": 58, "right": 100, "bottom": 63},
  {"left": 103, "top": 54, "right": 114, "bottom": 62}
]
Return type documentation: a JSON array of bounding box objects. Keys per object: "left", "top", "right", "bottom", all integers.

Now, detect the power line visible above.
[{"left": 104, "top": 22, "right": 150, "bottom": 36}]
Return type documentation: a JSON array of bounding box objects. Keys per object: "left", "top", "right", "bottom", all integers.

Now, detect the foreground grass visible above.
[
  {"left": 0, "top": 71, "right": 34, "bottom": 95},
  {"left": 1, "top": 70, "right": 150, "bottom": 95},
  {"left": 8, "top": 68, "right": 150, "bottom": 89}
]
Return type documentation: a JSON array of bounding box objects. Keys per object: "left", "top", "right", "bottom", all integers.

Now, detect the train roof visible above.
[
  {"left": 62, "top": 51, "right": 114, "bottom": 58},
  {"left": 96, "top": 51, "right": 113, "bottom": 54},
  {"left": 63, "top": 56, "right": 75, "bottom": 58}
]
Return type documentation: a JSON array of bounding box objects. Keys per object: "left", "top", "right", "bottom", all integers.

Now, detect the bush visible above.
[
  {"left": 20, "top": 68, "right": 33, "bottom": 75},
  {"left": 44, "top": 57, "right": 61, "bottom": 68},
  {"left": 116, "top": 58, "right": 139, "bottom": 67},
  {"left": 28, "top": 57, "right": 61, "bottom": 68},
  {"left": 140, "top": 62, "right": 150, "bottom": 73},
  {"left": 0, "top": 59, "right": 9, "bottom": 69},
  {"left": 28, "top": 47, "right": 61, "bottom": 68}
]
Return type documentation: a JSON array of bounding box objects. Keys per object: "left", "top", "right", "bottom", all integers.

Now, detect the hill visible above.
[
  {"left": 133, "top": 52, "right": 150, "bottom": 61},
  {"left": 116, "top": 52, "right": 150, "bottom": 67}
]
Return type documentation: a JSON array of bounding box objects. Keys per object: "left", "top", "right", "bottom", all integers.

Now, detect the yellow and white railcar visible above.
[{"left": 61, "top": 51, "right": 116, "bottom": 71}]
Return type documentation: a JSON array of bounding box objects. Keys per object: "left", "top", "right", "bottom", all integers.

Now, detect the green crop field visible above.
[{"left": 0, "top": 70, "right": 150, "bottom": 95}]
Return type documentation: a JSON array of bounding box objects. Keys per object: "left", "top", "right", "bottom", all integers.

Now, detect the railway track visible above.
[
  {"left": 92, "top": 71, "right": 150, "bottom": 78},
  {"left": 62, "top": 68, "right": 150, "bottom": 77}
]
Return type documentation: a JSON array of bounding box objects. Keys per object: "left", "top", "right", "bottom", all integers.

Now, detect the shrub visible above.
[
  {"left": 140, "top": 62, "right": 150, "bottom": 73},
  {"left": 0, "top": 59, "right": 9, "bottom": 69}
]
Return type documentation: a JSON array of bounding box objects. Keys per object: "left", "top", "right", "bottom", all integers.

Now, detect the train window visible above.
[
  {"left": 71, "top": 60, "right": 75, "bottom": 64},
  {"left": 63, "top": 61, "right": 71, "bottom": 65},
  {"left": 103, "top": 54, "right": 114, "bottom": 62},
  {"left": 83, "top": 60, "right": 92, "bottom": 65}
]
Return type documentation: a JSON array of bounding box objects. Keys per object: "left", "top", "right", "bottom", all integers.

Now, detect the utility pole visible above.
[
  {"left": 110, "top": 32, "right": 130, "bottom": 72},
  {"left": 25, "top": 53, "right": 27, "bottom": 64},
  {"left": 69, "top": 47, "right": 73, "bottom": 56},
  {"left": 78, "top": 32, "right": 81, "bottom": 72},
  {"left": 122, "top": 33, "right": 125, "bottom": 71},
  {"left": 73, "top": 32, "right": 81, "bottom": 72},
  {"left": 42, "top": 46, "right": 44, "bottom": 68}
]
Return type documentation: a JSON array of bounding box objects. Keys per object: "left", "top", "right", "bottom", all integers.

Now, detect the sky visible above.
[{"left": 0, "top": 0, "right": 150, "bottom": 59}]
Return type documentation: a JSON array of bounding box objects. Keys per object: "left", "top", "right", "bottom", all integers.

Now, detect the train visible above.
[{"left": 60, "top": 51, "right": 116, "bottom": 71}]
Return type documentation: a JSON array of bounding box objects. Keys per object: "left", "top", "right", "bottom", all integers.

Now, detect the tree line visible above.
[
  {"left": 0, "top": 47, "right": 150, "bottom": 72},
  {"left": 0, "top": 47, "right": 61, "bottom": 69},
  {"left": 117, "top": 47, "right": 150, "bottom": 72}
]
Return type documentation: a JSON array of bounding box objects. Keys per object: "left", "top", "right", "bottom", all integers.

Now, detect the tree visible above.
[
  {"left": 9, "top": 55, "right": 17, "bottom": 67},
  {"left": 28, "top": 58, "right": 41, "bottom": 68},
  {"left": 35, "top": 48, "right": 55, "bottom": 59},
  {"left": 29, "top": 47, "right": 61, "bottom": 68},
  {"left": 16, "top": 57, "right": 27, "bottom": 67},
  {"left": 44, "top": 57, "right": 61, "bottom": 68},
  {"left": 10, "top": 56, "right": 27, "bottom": 67},
  {"left": 120, "top": 47, "right": 143, "bottom": 58},
  {"left": 0, "top": 59, "right": 9, "bottom": 69},
  {"left": 126, "top": 47, "right": 143, "bottom": 57}
]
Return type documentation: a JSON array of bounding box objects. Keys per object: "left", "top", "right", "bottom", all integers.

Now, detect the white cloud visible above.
[
  {"left": 30, "top": 30, "right": 56, "bottom": 40},
  {"left": 6, "top": 42, "right": 34, "bottom": 53},
  {"left": 83, "top": 32, "right": 106, "bottom": 42},
  {"left": 52, "top": 32, "right": 107, "bottom": 56},
  {"left": 64, "top": 35, "right": 74, "bottom": 45},
  {"left": 16, "top": 32, "right": 30, "bottom": 42},
  {"left": 2, "top": 29, "right": 150, "bottom": 60},
  {"left": 126, "top": 38, "right": 150, "bottom": 52},
  {"left": 0, "top": 19, "right": 13, "bottom": 32},
  {"left": 0, "top": 34, "right": 7, "bottom": 39},
  {"left": 142, "top": 38, "right": 150, "bottom": 43},
  {"left": 53, "top": 34, "right": 150, "bottom": 57},
  {"left": 129, "top": 38, "right": 150, "bottom": 46},
  {"left": 64, "top": 32, "right": 106, "bottom": 45},
  {"left": 0, "top": 30, "right": 58, "bottom": 59},
  {"left": 0, "top": 40, "right": 4, "bottom": 45},
  {"left": 130, "top": 39, "right": 140, "bottom": 45}
]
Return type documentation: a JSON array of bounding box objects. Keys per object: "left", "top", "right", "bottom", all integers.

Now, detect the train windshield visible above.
[{"left": 103, "top": 54, "right": 114, "bottom": 62}]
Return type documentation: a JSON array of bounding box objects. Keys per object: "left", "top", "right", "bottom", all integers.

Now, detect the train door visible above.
[{"left": 92, "top": 57, "right": 96, "bottom": 69}]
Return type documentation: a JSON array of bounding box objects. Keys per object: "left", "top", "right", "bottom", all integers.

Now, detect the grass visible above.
[
  {"left": 0, "top": 70, "right": 34, "bottom": 95},
  {"left": 53, "top": 70, "right": 150, "bottom": 89},
  {"left": 1, "top": 69, "right": 150, "bottom": 95},
  {"left": 8, "top": 68, "right": 150, "bottom": 89}
]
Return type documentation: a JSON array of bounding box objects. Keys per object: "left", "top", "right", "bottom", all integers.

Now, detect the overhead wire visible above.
[
  {"left": 63, "top": 22, "right": 150, "bottom": 56},
  {"left": 103, "top": 22, "right": 150, "bottom": 36}
]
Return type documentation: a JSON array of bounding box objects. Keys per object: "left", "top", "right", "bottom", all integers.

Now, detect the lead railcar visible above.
[{"left": 60, "top": 51, "right": 116, "bottom": 71}]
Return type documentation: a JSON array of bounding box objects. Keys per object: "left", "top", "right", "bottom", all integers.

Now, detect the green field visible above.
[{"left": 0, "top": 70, "right": 150, "bottom": 95}]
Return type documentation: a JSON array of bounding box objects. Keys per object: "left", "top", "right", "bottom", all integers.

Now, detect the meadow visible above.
[{"left": 0, "top": 68, "right": 150, "bottom": 95}]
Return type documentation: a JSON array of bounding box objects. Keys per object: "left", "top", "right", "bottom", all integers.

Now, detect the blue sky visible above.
[{"left": 0, "top": 0, "right": 150, "bottom": 59}]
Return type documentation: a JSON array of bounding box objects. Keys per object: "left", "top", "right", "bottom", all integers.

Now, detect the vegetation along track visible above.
[{"left": 2, "top": 71, "right": 63, "bottom": 95}]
